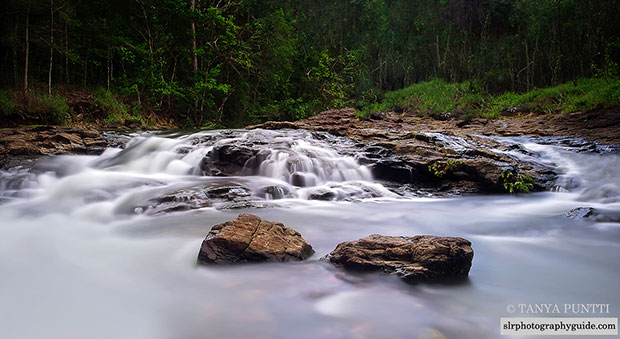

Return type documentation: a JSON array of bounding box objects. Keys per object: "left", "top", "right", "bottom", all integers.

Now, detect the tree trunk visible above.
[
  {"left": 525, "top": 39, "right": 530, "bottom": 91},
  {"left": 48, "top": 0, "right": 54, "bottom": 95},
  {"left": 106, "top": 48, "right": 110, "bottom": 90},
  {"left": 24, "top": 0, "right": 30, "bottom": 93},
  {"left": 13, "top": 16, "right": 19, "bottom": 87},
  {"left": 435, "top": 34, "right": 441, "bottom": 76},
  {"left": 190, "top": 0, "right": 198, "bottom": 75},
  {"left": 65, "top": 21, "right": 69, "bottom": 83}
]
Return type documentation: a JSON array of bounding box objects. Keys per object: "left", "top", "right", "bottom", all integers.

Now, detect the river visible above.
[{"left": 0, "top": 129, "right": 618, "bottom": 339}]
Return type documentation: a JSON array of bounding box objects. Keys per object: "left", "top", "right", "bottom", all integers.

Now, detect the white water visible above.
[{"left": 0, "top": 130, "right": 619, "bottom": 339}]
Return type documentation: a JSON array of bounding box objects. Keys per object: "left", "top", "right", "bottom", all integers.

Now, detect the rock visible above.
[
  {"left": 139, "top": 184, "right": 254, "bottom": 215},
  {"left": 259, "top": 185, "right": 294, "bottom": 199},
  {"left": 324, "top": 234, "right": 473, "bottom": 283},
  {"left": 308, "top": 188, "right": 336, "bottom": 201},
  {"left": 216, "top": 201, "right": 276, "bottom": 210},
  {"left": 142, "top": 189, "right": 212, "bottom": 216},
  {"left": 565, "top": 207, "right": 595, "bottom": 219},
  {"left": 249, "top": 109, "right": 560, "bottom": 194},
  {"left": 203, "top": 142, "right": 266, "bottom": 176},
  {"left": 565, "top": 207, "right": 620, "bottom": 222},
  {"left": 0, "top": 126, "right": 107, "bottom": 157},
  {"left": 205, "top": 184, "right": 252, "bottom": 201},
  {"left": 197, "top": 214, "right": 314, "bottom": 264}
]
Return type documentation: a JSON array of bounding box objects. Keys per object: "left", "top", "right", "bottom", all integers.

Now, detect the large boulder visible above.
[
  {"left": 197, "top": 213, "right": 314, "bottom": 264},
  {"left": 324, "top": 234, "right": 473, "bottom": 283}
]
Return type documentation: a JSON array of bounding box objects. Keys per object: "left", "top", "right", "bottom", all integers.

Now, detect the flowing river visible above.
[{"left": 0, "top": 129, "right": 618, "bottom": 339}]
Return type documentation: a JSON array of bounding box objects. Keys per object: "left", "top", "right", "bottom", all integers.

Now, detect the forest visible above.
[{"left": 1, "top": 0, "right": 619, "bottom": 127}]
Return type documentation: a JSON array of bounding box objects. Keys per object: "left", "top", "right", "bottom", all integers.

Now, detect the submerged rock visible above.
[
  {"left": 324, "top": 234, "right": 473, "bottom": 283},
  {"left": 565, "top": 207, "right": 620, "bottom": 222},
  {"left": 565, "top": 207, "right": 595, "bottom": 219},
  {"left": 197, "top": 214, "right": 314, "bottom": 264}
]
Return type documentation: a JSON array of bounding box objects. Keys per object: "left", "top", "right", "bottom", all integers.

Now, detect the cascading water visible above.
[
  {"left": 0, "top": 129, "right": 618, "bottom": 339},
  {"left": 0, "top": 129, "right": 394, "bottom": 218}
]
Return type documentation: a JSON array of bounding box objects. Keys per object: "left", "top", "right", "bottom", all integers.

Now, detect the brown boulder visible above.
[
  {"left": 197, "top": 214, "right": 314, "bottom": 264},
  {"left": 325, "top": 234, "right": 473, "bottom": 283}
]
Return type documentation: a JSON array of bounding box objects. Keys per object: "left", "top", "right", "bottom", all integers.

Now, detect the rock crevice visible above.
[
  {"left": 197, "top": 214, "right": 314, "bottom": 264},
  {"left": 324, "top": 234, "right": 473, "bottom": 283}
]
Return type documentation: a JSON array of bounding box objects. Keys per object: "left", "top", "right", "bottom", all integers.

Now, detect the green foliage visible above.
[
  {"left": 93, "top": 89, "right": 129, "bottom": 124},
  {"left": 486, "top": 78, "right": 620, "bottom": 116},
  {"left": 428, "top": 155, "right": 463, "bottom": 179},
  {"left": 0, "top": 91, "right": 14, "bottom": 116},
  {"left": 361, "top": 78, "right": 620, "bottom": 119},
  {"left": 1, "top": 0, "right": 619, "bottom": 127},
  {"left": 501, "top": 170, "right": 534, "bottom": 194},
  {"left": 31, "top": 93, "right": 72, "bottom": 125}
]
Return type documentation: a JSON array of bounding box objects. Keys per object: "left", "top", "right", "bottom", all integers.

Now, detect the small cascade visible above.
[
  {"left": 0, "top": 129, "right": 392, "bottom": 217},
  {"left": 1, "top": 129, "right": 618, "bottom": 219},
  {"left": 256, "top": 139, "right": 372, "bottom": 186}
]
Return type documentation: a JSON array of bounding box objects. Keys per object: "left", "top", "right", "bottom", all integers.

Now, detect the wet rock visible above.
[
  {"left": 197, "top": 213, "right": 314, "bottom": 264},
  {"left": 565, "top": 207, "right": 595, "bottom": 219},
  {"left": 209, "top": 143, "right": 257, "bottom": 175},
  {"left": 259, "top": 185, "right": 294, "bottom": 199},
  {"left": 370, "top": 159, "right": 415, "bottom": 184},
  {"left": 140, "top": 184, "right": 254, "bottom": 215},
  {"left": 291, "top": 172, "right": 306, "bottom": 186},
  {"left": 565, "top": 207, "right": 620, "bottom": 222},
  {"left": 308, "top": 188, "right": 336, "bottom": 201},
  {"left": 246, "top": 121, "right": 300, "bottom": 130},
  {"left": 202, "top": 141, "right": 270, "bottom": 176},
  {"left": 141, "top": 189, "right": 211, "bottom": 215},
  {"left": 324, "top": 234, "right": 473, "bottom": 283},
  {"left": 216, "top": 201, "right": 276, "bottom": 210},
  {"left": 205, "top": 185, "right": 252, "bottom": 201},
  {"left": 250, "top": 109, "right": 561, "bottom": 194}
]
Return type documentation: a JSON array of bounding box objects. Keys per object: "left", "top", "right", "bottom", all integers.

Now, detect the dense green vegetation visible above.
[
  {"left": 1, "top": 0, "right": 619, "bottom": 127},
  {"left": 359, "top": 77, "right": 620, "bottom": 119}
]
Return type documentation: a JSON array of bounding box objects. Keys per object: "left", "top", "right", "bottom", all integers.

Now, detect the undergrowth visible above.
[{"left": 358, "top": 78, "right": 620, "bottom": 120}]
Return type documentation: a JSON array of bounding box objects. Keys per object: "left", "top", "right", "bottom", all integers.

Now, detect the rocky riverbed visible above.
[
  {"left": 0, "top": 110, "right": 618, "bottom": 339},
  {"left": 251, "top": 108, "right": 615, "bottom": 194}
]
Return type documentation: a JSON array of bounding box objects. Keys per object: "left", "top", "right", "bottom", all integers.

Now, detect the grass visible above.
[
  {"left": 93, "top": 88, "right": 155, "bottom": 126},
  {"left": 31, "top": 93, "right": 72, "bottom": 124},
  {"left": 0, "top": 89, "right": 72, "bottom": 124},
  {"left": 0, "top": 90, "right": 15, "bottom": 116},
  {"left": 358, "top": 77, "right": 620, "bottom": 120},
  {"left": 93, "top": 88, "right": 130, "bottom": 124}
]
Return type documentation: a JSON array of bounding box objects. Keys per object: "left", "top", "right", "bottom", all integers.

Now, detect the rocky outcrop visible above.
[
  {"left": 324, "top": 234, "right": 473, "bottom": 283},
  {"left": 250, "top": 109, "right": 560, "bottom": 194},
  {"left": 197, "top": 214, "right": 314, "bottom": 264},
  {"left": 0, "top": 126, "right": 107, "bottom": 160}
]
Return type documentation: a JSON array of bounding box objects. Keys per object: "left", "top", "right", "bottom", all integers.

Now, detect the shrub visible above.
[
  {"left": 359, "top": 77, "right": 620, "bottom": 120},
  {"left": 30, "top": 93, "right": 71, "bottom": 124},
  {"left": 0, "top": 91, "right": 15, "bottom": 116},
  {"left": 93, "top": 88, "right": 129, "bottom": 124},
  {"left": 501, "top": 170, "right": 534, "bottom": 193}
]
